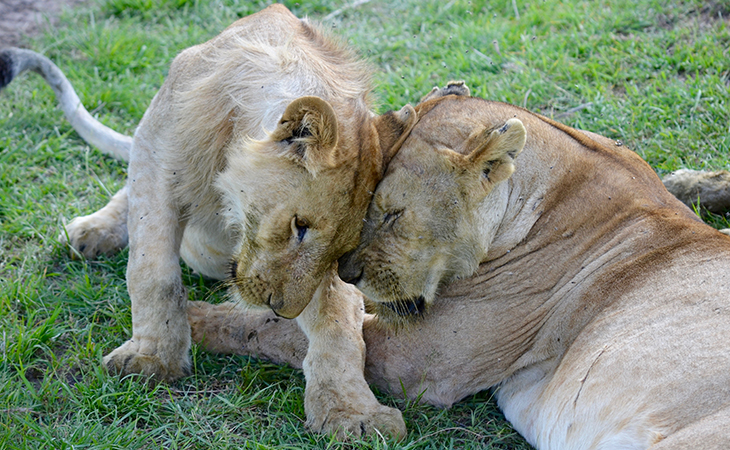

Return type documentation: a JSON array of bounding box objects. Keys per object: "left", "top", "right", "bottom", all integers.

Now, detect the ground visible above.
[{"left": 0, "top": 0, "right": 87, "bottom": 48}]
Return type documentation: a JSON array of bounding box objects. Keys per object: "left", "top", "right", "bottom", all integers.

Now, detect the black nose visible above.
[
  {"left": 338, "top": 264, "right": 363, "bottom": 285},
  {"left": 341, "top": 268, "right": 363, "bottom": 285},
  {"left": 338, "top": 251, "right": 363, "bottom": 285}
]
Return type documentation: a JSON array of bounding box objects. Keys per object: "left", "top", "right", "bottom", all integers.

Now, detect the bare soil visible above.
[{"left": 0, "top": 0, "right": 87, "bottom": 48}]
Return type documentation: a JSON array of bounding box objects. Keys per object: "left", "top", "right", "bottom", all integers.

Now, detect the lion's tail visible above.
[{"left": 0, "top": 48, "right": 131, "bottom": 162}]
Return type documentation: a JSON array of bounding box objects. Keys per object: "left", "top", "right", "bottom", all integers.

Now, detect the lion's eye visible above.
[
  {"left": 292, "top": 216, "right": 309, "bottom": 243},
  {"left": 383, "top": 210, "right": 403, "bottom": 226}
]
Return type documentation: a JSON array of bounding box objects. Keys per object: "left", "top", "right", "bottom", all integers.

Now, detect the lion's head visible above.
[
  {"left": 216, "top": 96, "right": 416, "bottom": 318},
  {"left": 339, "top": 95, "right": 525, "bottom": 323}
]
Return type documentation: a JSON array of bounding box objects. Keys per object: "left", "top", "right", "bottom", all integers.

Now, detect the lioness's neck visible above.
[{"left": 464, "top": 102, "right": 705, "bottom": 378}]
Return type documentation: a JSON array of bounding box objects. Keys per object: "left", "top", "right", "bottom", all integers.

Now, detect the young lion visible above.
[{"left": 0, "top": 4, "right": 416, "bottom": 438}]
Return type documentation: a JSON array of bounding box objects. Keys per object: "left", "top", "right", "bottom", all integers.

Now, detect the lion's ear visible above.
[
  {"left": 271, "top": 96, "right": 339, "bottom": 174},
  {"left": 465, "top": 118, "right": 526, "bottom": 187},
  {"left": 373, "top": 104, "right": 417, "bottom": 171}
]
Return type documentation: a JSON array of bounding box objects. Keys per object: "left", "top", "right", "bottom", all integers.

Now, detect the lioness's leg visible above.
[
  {"left": 103, "top": 144, "right": 190, "bottom": 381},
  {"left": 650, "top": 405, "right": 730, "bottom": 449},
  {"left": 296, "top": 268, "right": 406, "bottom": 439},
  {"left": 61, "top": 185, "right": 129, "bottom": 259},
  {"left": 188, "top": 300, "right": 308, "bottom": 367},
  {"left": 189, "top": 296, "right": 494, "bottom": 408}
]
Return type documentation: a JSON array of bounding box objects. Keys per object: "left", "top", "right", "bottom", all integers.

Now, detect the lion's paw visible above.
[
  {"left": 305, "top": 385, "right": 406, "bottom": 440},
  {"left": 419, "top": 80, "right": 471, "bottom": 103},
  {"left": 103, "top": 339, "right": 190, "bottom": 382},
  {"left": 61, "top": 213, "right": 128, "bottom": 259},
  {"left": 315, "top": 403, "right": 406, "bottom": 440}
]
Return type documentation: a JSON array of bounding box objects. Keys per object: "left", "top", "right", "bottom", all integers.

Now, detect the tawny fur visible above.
[
  {"left": 189, "top": 92, "right": 730, "bottom": 450},
  {"left": 1, "top": 5, "right": 418, "bottom": 439}
]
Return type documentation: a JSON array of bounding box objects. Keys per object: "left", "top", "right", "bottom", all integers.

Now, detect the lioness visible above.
[
  {"left": 188, "top": 89, "right": 730, "bottom": 449},
  {"left": 0, "top": 4, "right": 417, "bottom": 438}
]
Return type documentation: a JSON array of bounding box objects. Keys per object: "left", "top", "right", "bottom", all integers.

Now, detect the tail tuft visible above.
[{"left": 0, "top": 50, "right": 15, "bottom": 89}]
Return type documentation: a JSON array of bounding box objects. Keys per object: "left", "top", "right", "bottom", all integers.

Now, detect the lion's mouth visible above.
[{"left": 380, "top": 296, "right": 426, "bottom": 317}]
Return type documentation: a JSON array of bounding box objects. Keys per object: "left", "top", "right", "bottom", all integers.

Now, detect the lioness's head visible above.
[
  {"left": 216, "top": 96, "right": 416, "bottom": 318},
  {"left": 339, "top": 96, "right": 525, "bottom": 323}
]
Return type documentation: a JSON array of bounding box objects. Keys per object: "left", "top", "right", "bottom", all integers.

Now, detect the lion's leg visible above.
[
  {"left": 188, "top": 300, "right": 308, "bottom": 368},
  {"left": 651, "top": 405, "right": 730, "bottom": 449},
  {"left": 188, "top": 280, "right": 406, "bottom": 439},
  {"left": 103, "top": 150, "right": 190, "bottom": 382},
  {"left": 295, "top": 268, "right": 406, "bottom": 440},
  {"left": 663, "top": 169, "right": 730, "bottom": 214},
  {"left": 188, "top": 295, "right": 484, "bottom": 408},
  {"left": 61, "top": 185, "right": 129, "bottom": 259}
]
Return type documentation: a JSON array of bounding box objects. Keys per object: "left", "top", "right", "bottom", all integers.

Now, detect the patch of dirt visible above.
[
  {"left": 655, "top": 0, "right": 730, "bottom": 32},
  {"left": 699, "top": 1, "right": 730, "bottom": 23},
  {"left": 0, "top": 0, "right": 88, "bottom": 48}
]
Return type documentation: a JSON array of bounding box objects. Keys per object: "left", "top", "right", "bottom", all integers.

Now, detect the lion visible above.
[
  {"left": 187, "top": 87, "right": 730, "bottom": 449},
  {"left": 0, "top": 4, "right": 418, "bottom": 438}
]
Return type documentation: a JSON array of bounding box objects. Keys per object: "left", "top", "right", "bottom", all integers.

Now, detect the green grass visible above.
[{"left": 1, "top": 0, "right": 729, "bottom": 448}]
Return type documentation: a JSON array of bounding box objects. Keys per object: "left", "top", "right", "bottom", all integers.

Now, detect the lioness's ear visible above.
[
  {"left": 466, "top": 118, "right": 526, "bottom": 187},
  {"left": 373, "top": 104, "right": 417, "bottom": 171},
  {"left": 271, "top": 96, "right": 339, "bottom": 174}
]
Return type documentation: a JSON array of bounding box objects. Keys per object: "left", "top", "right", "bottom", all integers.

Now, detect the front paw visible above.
[
  {"left": 103, "top": 338, "right": 190, "bottom": 382},
  {"left": 61, "top": 214, "right": 128, "bottom": 259},
  {"left": 319, "top": 403, "right": 406, "bottom": 441},
  {"left": 306, "top": 389, "right": 406, "bottom": 440}
]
